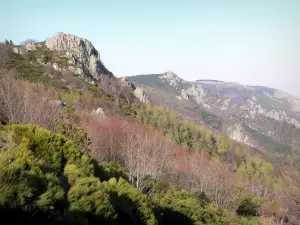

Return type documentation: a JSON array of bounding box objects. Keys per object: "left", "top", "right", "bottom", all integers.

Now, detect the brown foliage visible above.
[
  {"left": 84, "top": 115, "right": 174, "bottom": 192},
  {"left": 0, "top": 76, "right": 58, "bottom": 130}
]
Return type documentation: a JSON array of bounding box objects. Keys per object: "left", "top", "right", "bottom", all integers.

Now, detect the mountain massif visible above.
[
  {"left": 0, "top": 33, "right": 299, "bottom": 225},
  {"left": 127, "top": 72, "right": 300, "bottom": 155}
]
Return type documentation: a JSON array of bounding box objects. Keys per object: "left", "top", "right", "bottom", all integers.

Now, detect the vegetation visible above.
[
  {"left": 7, "top": 52, "right": 51, "bottom": 84},
  {"left": 0, "top": 124, "right": 260, "bottom": 225},
  {"left": 136, "top": 105, "right": 239, "bottom": 159},
  {"left": 0, "top": 41, "right": 299, "bottom": 224}
]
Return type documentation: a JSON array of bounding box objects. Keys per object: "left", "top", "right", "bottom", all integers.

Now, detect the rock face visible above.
[
  {"left": 12, "top": 32, "right": 150, "bottom": 105},
  {"left": 133, "top": 87, "right": 150, "bottom": 103},
  {"left": 45, "top": 32, "right": 112, "bottom": 80},
  {"left": 91, "top": 107, "right": 106, "bottom": 120},
  {"left": 126, "top": 72, "right": 300, "bottom": 154}
]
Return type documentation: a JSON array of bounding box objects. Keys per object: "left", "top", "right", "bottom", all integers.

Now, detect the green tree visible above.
[{"left": 54, "top": 105, "right": 91, "bottom": 154}]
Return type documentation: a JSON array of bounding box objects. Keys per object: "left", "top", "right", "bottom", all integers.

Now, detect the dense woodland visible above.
[{"left": 0, "top": 41, "right": 300, "bottom": 225}]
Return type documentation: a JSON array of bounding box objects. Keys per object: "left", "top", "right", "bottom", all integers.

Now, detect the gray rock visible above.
[
  {"left": 181, "top": 89, "right": 189, "bottom": 100},
  {"left": 91, "top": 107, "right": 106, "bottom": 120},
  {"left": 53, "top": 100, "right": 66, "bottom": 107},
  {"left": 25, "top": 43, "right": 37, "bottom": 51},
  {"left": 134, "top": 87, "right": 150, "bottom": 104},
  {"left": 45, "top": 32, "right": 112, "bottom": 79}
]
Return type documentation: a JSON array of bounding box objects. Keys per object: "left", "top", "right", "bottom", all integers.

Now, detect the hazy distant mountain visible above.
[{"left": 127, "top": 72, "right": 300, "bottom": 154}]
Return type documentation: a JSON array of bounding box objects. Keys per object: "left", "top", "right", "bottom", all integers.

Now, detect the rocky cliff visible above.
[
  {"left": 14, "top": 32, "right": 113, "bottom": 80},
  {"left": 12, "top": 32, "right": 149, "bottom": 103}
]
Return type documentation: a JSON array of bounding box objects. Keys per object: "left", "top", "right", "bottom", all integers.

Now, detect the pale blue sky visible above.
[{"left": 1, "top": 0, "right": 300, "bottom": 96}]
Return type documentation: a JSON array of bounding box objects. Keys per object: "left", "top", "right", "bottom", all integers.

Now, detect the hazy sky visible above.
[{"left": 1, "top": 0, "right": 300, "bottom": 96}]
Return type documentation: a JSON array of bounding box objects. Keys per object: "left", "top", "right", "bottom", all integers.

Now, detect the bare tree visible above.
[
  {"left": 122, "top": 129, "right": 174, "bottom": 192},
  {"left": 86, "top": 116, "right": 127, "bottom": 162},
  {"left": 85, "top": 115, "right": 175, "bottom": 192},
  {"left": 0, "top": 76, "right": 58, "bottom": 130}
]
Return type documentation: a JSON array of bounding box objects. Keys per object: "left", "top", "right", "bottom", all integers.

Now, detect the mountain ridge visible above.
[{"left": 127, "top": 72, "right": 300, "bottom": 154}]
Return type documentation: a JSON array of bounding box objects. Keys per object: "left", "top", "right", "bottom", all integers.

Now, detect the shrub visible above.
[{"left": 103, "top": 178, "right": 157, "bottom": 225}]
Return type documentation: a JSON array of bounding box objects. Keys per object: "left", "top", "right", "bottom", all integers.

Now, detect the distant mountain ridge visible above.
[{"left": 127, "top": 72, "right": 300, "bottom": 154}]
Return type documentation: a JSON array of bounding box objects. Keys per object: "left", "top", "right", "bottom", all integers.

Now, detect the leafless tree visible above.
[
  {"left": 122, "top": 129, "right": 174, "bottom": 192},
  {"left": 0, "top": 76, "right": 58, "bottom": 130}
]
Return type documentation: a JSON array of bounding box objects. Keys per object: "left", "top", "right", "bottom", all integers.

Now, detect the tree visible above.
[
  {"left": 67, "top": 177, "right": 116, "bottom": 224},
  {"left": 0, "top": 77, "right": 57, "bottom": 130},
  {"left": 54, "top": 105, "right": 91, "bottom": 154},
  {"left": 0, "top": 42, "right": 11, "bottom": 66},
  {"left": 122, "top": 129, "right": 174, "bottom": 192},
  {"left": 236, "top": 198, "right": 258, "bottom": 217},
  {"left": 103, "top": 178, "right": 157, "bottom": 225}
]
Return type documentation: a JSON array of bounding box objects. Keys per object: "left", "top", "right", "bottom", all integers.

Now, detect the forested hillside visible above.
[
  {"left": 0, "top": 35, "right": 299, "bottom": 225},
  {"left": 127, "top": 73, "right": 300, "bottom": 155}
]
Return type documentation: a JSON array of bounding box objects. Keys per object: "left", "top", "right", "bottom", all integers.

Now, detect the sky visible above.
[{"left": 1, "top": 0, "right": 300, "bottom": 96}]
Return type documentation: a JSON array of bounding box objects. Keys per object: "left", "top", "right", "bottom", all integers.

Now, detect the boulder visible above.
[{"left": 91, "top": 107, "right": 106, "bottom": 120}]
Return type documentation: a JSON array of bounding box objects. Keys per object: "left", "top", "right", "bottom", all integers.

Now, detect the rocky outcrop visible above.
[
  {"left": 181, "top": 89, "right": 189, "bottom": 100},
  {"left": 91, "top": 107, "right": 106, "bottom": 120},
  {"left": 45, "top": 32, "right": 112, "bottom": 80},
  {"left": 228, "top": 124, "right": 257, "bottom": 148},
  {"left": 126, "top": 73, "right": 300, "bottom": 153},
  {"left": 134, "top": 87, "right": 150, "bottom": 103},
  {"left": 159, "top": 71, "right": 184, "bottom": 88},
  {"left": 185, "top": 84, "right": 206, "bottom": 104}
]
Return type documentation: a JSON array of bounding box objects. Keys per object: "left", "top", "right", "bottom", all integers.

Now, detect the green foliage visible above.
[
  {"left": 54, "top": 89, "right": 82, "bottom": 105},
  {"left": 200, "top": 110, "right": 222, "bottom": 131},
  {"left": 87, "top": 83, "right": 103, "bottom": 99},
  {"left": 0, "top": 124, "right": 114, "bottom": 224},
  {"left": 0, "top": 124, "right": 262, "bottom": 225},
  {"left": 103, "top": 178, "right": 157, "bottom": 225},
  {"left": 67, "top": 177, "right": 116, "bottom": 224},
  {"left": 237, "top": 156, "right": 280, "bottom": 188},
  {"left": 242, "top": 123, "right": 293, "bottom": 155},
  {"left": 54, "top": 105, "right": 91, "bottom": 154},
  {"left": 153, "top": 188, "right": 260, "bottom": 225},
  {"left": 95, "top": 161, "right": 129, "bottom": 182},
  {"left": 136, "top": 105, "right": 234, "bottom": 157},
  {"left": 236, "top": 198, "right": 258, "bottom": 217},
  {"left": 0, "top": 115, "right": 8, "bottom": 125},
  {"left": 7, "top": 52, "right": 50, "bottom": 84}
]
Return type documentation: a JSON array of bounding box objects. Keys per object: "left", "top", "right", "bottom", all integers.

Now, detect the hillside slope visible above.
[
  {"left": 1, "top": 33, "right": 300, "bottom": 224},
  {"left": 127, "top": 72, "right": 300, "bottom": 154}
]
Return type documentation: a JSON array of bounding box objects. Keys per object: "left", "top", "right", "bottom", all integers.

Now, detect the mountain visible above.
[
  {"left": 127, "top": 72, "right": 300, "bottom": 154},
  {"left": 1, "top": 33, "right": 300, "bottom": 225},
  {"left": 10, "top": 32, "right": 149, "bottom": 103}
]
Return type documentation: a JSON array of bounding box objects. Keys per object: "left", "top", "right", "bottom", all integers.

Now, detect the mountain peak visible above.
[
  {"left": 43, "top": 32, "right": 112, "bottom": 79},
  {"left": 46, "top": 32, "right": 93, "bottom": 53}
]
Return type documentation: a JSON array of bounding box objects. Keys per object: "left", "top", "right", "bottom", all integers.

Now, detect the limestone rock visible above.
[
  {"left": 134, "top": 87, "right": 150, "bottom": 104},
  {"left": 25, "top": 43, "right": 37, "bottom": 51},
  {"left": 181, "top": 89, "right": 189, "bottom": 100},
  {"left": 54, "top": 100, "right": 66, "bottom": 107},
  {"left": 91, "top": 107, "right": 106, "bottom": 120},
  {"left": 160, "top": 71, "right": 184, "bottom": 88},
  {"left": 45, "top": 32, "right": 112, "bottom": 80}
]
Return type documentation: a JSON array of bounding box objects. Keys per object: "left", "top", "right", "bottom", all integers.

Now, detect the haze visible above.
[{"left": 1, "top": 0, "right": 299, "bottom": 96}]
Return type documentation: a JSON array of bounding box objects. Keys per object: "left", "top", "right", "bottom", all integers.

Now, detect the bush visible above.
[
  {"left": 103, "top": 178, "right": 157, "bottom": 225},
  {"left": 236, "top": 198, "right": 258, "bottom": 217},
  {"left": 95, "top": 161, "right": 129, "bottom": 182},
  {"left": 67, "top": 177, "right": 116, "bottom": 224}
]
